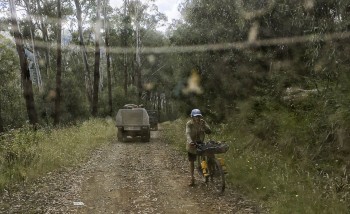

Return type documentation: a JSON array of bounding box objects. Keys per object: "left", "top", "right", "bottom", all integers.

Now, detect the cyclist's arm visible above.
[
  {"left": 185, "top": 121, "right": 193, "bottom": 144},
  {"left": 202, "top": 119, "right": 212, "bottom": 134}
]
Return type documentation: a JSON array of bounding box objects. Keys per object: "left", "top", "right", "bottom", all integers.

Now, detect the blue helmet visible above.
[{"left": 190, "top": 109, "right": 202, "bottom": 117}]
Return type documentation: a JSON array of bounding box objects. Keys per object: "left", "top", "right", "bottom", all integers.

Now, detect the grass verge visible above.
[
  {"left": 160, "top": 118, "right": 349, "bottom": 214},
  {"left": 0, "top": 118, "right": 116, "bottom": 191}
]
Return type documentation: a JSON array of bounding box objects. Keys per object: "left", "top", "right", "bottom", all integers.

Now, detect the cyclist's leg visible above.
[{"left": 188, "top": 152, "right": 196, "bottom": 186}]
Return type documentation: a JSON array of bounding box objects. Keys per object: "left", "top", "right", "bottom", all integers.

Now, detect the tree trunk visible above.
[
  {"left": 123, "top": 0, "right": 129, "bottom": 96},
  {"left": 92, "top": 0, "right": 101, "bottom": 116},
  {"left": 135, "top": 1, "right": 142, "bottom": 104},
  {"left": 54, "top": 0, "right": 62, "bottom": 125},
  {"left": 153, "top": 92, "right": 156, "bottom": 109},
  {"left": 74, "top": 0, "right": 93, "bottom": 106},
  {"left": 23, "top": 0, "right": 43, "bottom": 90},
  {"left": 9, "top": 0, "right": 38, "bottom": 126},
  {"left": 157, "top": 92, "right": 161, "bottom": 112},
  {"left": 145, "top": 90, "right": 150, "bottom": 108},
  {"left": 36, "top": 0, "right": 50, "bottom": 78},
  {"left": 104, "top": 1, "right": 113, "bottom": 116},
  {"left": 124, "top": 55, "right": 128, "bottom": 96},
  {"left": 0, "top": 93, "right": 3, "bottom": 133}
]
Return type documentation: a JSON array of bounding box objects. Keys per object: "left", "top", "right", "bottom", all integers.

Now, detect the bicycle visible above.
[{"left": 195, "top": 140, "right": 229, "bottom": 193}]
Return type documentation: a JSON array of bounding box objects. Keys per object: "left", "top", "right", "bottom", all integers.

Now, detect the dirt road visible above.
[{"left": 1, "top": 128, "right": 261, "bottom": 213}]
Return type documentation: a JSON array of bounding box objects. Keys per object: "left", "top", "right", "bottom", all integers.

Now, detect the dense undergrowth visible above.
[
  {"left": 161, "top": 104, "right": 350, "bottom": 214},
  {"left": 1, "top": 106, "right": 348, "bottom": 213},
  {"left": 0, "top": 118, "right": 116, "bottom": 192}
]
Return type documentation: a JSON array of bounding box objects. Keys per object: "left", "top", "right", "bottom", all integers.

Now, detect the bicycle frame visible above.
[{"left": 196, "top": 152, "right": 226, "bottom": 193}]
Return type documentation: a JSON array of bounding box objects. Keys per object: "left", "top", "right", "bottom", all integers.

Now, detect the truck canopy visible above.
[{"left": 116, "top": 108, "right": 150, "bottom": 126}]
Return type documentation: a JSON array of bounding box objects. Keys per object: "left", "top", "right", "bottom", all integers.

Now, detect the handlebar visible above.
[{"left": 193, "top": 140, "right": 229, "bottom": 155}]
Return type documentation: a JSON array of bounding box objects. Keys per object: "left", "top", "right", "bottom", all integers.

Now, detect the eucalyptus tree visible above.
[
  {"left": 26, "top": 0, "right": 60, "bottom": 81},
  {"left": 9, "top": 0, "right": 38, "bottom": 126},
  {"left": 91, "top": 0, "right": 102, "bottom": 116},
  {"left": 137, "top": 28, "right": 170, "bottom": 111},
  {"left": 74, "top": 0, "right": 93, "bottom": 105},
  {"left": 0, "top": 96, "right": 2, "bottom": 132},
  {"left": 126, "top": 0, "right": 166, "bottom": 104},
  {"left": 103, "top": 0, "right": 113, "bottom": 116},
  {"left": 22, "top": 0, "right": 43, "bottom": 90},
  {"left": 35, "top": 0, "right": 51, "bottom": 77},
  {"left": 0, "top": 35, "right": 25, "bottom": 132},
  {"left": 122, "top": 0, "right": 131, "bottom": 96},
  {"left": 53, "top": 0, "right": 62, "bottom": 125}
]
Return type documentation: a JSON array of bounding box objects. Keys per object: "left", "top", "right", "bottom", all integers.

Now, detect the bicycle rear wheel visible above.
[{"left": 209, "top": 158, "right": 225, "bottom": 193}]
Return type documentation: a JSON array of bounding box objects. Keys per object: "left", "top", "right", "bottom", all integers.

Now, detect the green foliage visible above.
[
  {"left": 227, "top": 91, "right": 350, "bottom": 212},
  {"left": 0, "top": 125, "right": 40, "bottom": 185},
  {"left": 166, "top": 4, "right": 350, "bottom": 211},
  {"left": 160, "top": 118, "right": 187, "bottom": 152},
  {"left": 161, "top": 116, "right": 349, "bottom": 213},
  {"left": 60, "top": 67, "right": 91, "bottom": 122},
  {"left": 0, "top": 35, "right": 27, "bottom": 129},
  {"left": 2, "top": 1, "right": 350, "bottom": 211},
  {"left": 0, "top": 118, "right": 116, "bottom": 191}
]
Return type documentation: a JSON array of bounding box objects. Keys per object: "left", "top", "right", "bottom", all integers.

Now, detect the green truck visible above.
[{"left": 116, "top": 107, "right": 151, "bottom": 142}]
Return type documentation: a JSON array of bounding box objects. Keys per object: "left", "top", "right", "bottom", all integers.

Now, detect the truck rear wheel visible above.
[
  {"left": 141, "top": 131, "right": 150, "bottom": 142},
  {"left": 117, "top": 129, "right": 123, "bottom": 141},
  {"left": 122, "top": 132, "right": 128, "bottom": 142}
]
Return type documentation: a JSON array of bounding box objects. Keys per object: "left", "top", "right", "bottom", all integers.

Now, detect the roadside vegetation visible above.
[
  {"left": 0, "top": 119, "right": 116, "bottom": 192},
  {"left": 1, "top": 0, "right": 349, "bottom": 212},
  {"left": 161, "top": 110, "right": 349, "bottom": 213}
]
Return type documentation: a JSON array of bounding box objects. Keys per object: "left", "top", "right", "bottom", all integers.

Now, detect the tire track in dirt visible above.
[
  {"left": 75, "top": 128, "right": 261, "bottom": 213},
  {"left": 77, "top": 130, "right": 202, "bottom": 213},
  {"left": 0, "top": 126, "right": 262, "bottom": 213}
]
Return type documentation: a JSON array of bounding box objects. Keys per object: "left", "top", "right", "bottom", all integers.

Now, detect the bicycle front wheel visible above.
[{"left": 209, "top": 158, "right": 226, "bottom": 193}]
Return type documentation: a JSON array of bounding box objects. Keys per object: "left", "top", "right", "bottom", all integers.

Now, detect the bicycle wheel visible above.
[{"left": 208, "top": 158, "right": 225, "bottom": 193}]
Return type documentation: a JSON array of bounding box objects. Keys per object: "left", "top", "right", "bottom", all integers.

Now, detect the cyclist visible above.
[{"left": 186, "top": 108, "right": 212, "bottom": 186}]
